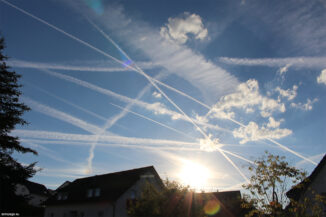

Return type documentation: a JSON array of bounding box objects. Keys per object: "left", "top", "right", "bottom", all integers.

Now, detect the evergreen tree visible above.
[{"left": 0, "top": 36, "right": 38, "bottom": 212}]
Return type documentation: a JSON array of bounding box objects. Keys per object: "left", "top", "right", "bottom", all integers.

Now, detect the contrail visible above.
[
  {"left": 110, "top": 103, "right": 194, "bottom": 140},
  {"left": 2, "top": 0, "right": 229, "bottom": 134},
  {"left": 88, "top": 20, "right": 250, "bottom": 182},
  {"left": 21, "top": 139, "right": 201, "bottom": 152},
  {"left": 0, "top": 0, "right": 125, "bottom": 68},
  {"left": 2, "top": 0, "right": 245, "bottom": 180},
  {"left": 39, "top": 68, "right": 224, "bottom": 132},
  {"left": 3, "top": 0, "right": 313, "bottom": 175},
  {"left": 87, "top": 19, "right": 314, "bottom": 165},
  {"left": 13, "top": 130, "right": 197, "bottom": 146},
  {"left": 25, "top": 141, "right": 79, "bottom": 166},
  {"left": 7, "top": 59, "right": 133, "bottom": 72},
  {"left": 267, "top": 138, "right": 317, "bottom": 165},
  {"left": 39, "top": 69, "right": 180, "bottom": 118},
  {"left": 22, "top": 97, "right": 103, "bottom": 134},
  {"left": 86, "top": 18, "right": 209, "bottom": 140},
  {"left": 85, "top": 72, "right": 166, "bottom": 172},
  {"left": 24, "top": 81, "right": 108, "bottom": 122}
]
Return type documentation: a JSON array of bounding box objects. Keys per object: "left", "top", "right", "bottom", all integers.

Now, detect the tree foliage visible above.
[
  {"left": 0, "top": 36, "right": 38, "bottom": 212},
  {"left": 242, "top": 151, "right": 326, "bottom": 217},
  {"left": 127, "top": 180, "right": 207, "bottom": 217}
]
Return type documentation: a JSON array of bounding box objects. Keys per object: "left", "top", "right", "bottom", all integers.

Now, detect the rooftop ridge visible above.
[{"left": 74, "top": 165, "right": 155, "bottom": 182}]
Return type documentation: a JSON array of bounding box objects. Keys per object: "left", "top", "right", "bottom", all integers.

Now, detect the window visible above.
[
  {"left": 62, "top": 193, "right": 68, "bottom": 200},
  {"left": 57, "top": 192, "right": 68, "bottom": 200},
  {"left": 94, "top": 188, "right": 101, "bottom": 197},
  {"left": 87, "top": 189, "right": 93, "bottom": 197},
  {"left": 87, "top": 188, "right": 100, "bottom": 197},
  {"left": 130, "top": 190, "right": 136, "bottom": 199}
]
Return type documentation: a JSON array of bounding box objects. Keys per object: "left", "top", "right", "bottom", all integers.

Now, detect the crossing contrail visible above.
[
  {"left": 0, "top": 0, "right": 250, "bottom": 181},
  {"left": 2, "top": 0, "right": 315, "bottom": 178},
  {"left": 87, "top": 20, "right": 251, "bottom": 182},
  {"left": 110, "top": 103, "right": 194, "bottom": 140},
  {"left": 24, "top": 81, "right": 108, "bottom": 122}
]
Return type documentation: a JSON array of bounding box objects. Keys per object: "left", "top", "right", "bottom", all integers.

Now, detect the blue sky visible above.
[{"left": 1, "top": 0, "right": 325, "bottom": 191}]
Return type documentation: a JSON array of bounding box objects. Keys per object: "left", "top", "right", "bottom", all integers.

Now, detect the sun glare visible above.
[{"left": 178, "top": 160, "right": 210, "bottom": 190}]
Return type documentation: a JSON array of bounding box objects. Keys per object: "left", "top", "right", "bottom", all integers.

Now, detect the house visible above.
[
  {"left": 44, "top": 166, "right": 162, "bottom": 217},
  {"left": 287, "top": 154, "right": 326, "bottom": 216},
  {"left": 15, "top": 180, "right": 52, "bottom": 207}
]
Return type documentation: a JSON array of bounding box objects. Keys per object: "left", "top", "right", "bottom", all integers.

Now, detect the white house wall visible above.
[{"left": 15, "top": 184, "right": 48, "bottom": 207}]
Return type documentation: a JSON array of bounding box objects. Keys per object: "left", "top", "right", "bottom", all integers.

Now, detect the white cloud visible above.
[
  {"left": 232, "top": 121, "right": 292, "bottom": 144},
  {"left": 291, "top": 98, "right": 318, "bottom": 111},
  {"left": 152, "top": 91, "right": 162, "bottom": 99},
  {"left": 275, "top": 85, "right": 298, "bottom": 101},
  {"left": 207, "top": 79, "right": 285, "bottom": 119},
  {"left": 160, "top": 12, "right": 208, "bottom": 44},
  {"left": 317, "top": 69, "right": 326, "bottom": 85},
  {"left": 198, "top": 134, "right": 222, "bottom": 152},
  {"left": 279, "top": 64, "right": 291, "bottom": 75},
  {"left": 267, "top": 117, "right": 283, "bottom": 128}
]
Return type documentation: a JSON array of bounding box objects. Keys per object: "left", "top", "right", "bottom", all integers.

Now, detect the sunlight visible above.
[{"left": 178, "top": 160, "right": 210, "bottom": 189}]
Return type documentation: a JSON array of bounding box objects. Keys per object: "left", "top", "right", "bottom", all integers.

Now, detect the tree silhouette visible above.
[
  {"left": 0, "top": 36, "right": 38, "bottom": 212},
  {"left": 242, "top": 151, "right": 326, "bottom": 217}
]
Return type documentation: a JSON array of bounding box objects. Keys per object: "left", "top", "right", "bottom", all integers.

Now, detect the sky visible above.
[{"left": 1, "top": 0, "right": 326, "bottom": 191}]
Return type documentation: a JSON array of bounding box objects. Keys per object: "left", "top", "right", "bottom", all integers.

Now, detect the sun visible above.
[{"left": 178, "top": 160, "right": 210, "bottom": 190}]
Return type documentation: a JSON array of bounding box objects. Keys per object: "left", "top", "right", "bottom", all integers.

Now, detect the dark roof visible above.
[
  {"left": 287, "top": 154, "right": 326, "bottom": 200},
  {"left": 196, "top": 190, "right": 241, "bottom": 202},
  {"left": 45, "top": 166, "right": 161, "bottom": 205},
  {"left": 23, "top": 180, "right": 50, "bottom": 196},
  {"left": 56, "top": 181, "right": 71, "bottom": 190}
]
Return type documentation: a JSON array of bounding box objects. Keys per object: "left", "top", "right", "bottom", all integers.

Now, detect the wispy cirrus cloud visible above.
[
  {"left": 22, "top": 97, "right": 104, "bottom": 134},
  {"left": 36, "top": 69, "right": 227, "bottom": 132},
  {"left": 86, "top": 4, "right": 238, "bottom": 102},
  {"left": 8, "top": 59, "right": 135, "bottom": 72},
  {"left": 13, "top": 130, "right": 197, "bottom": 147},
  {"left": 219, "top": 57, "right": 326, "bottom": 69},
  {"left": 38, "top": 69, "right": 183, "bottom": 120},
  {"left": 242, "top": 0, "right": 326, "bottom": 56}
]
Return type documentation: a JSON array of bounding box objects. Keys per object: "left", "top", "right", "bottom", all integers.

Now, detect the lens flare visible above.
[
  {"left": 83, "top": 0, "right": 104, "bottom": 15},
  {"left": 204, "top": 200, "right": 220, "bottom": 216},
  {"left": 122, "top": 59, "right": 133, "bottom": 68}
]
